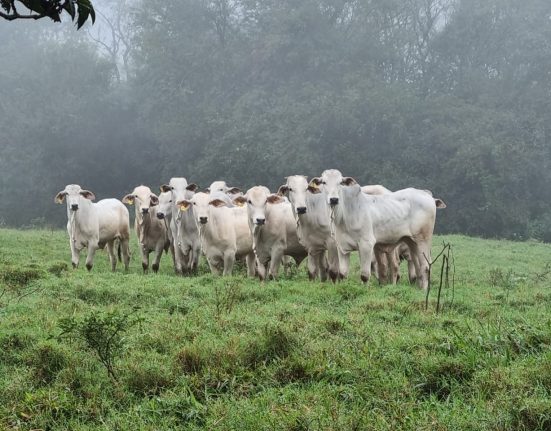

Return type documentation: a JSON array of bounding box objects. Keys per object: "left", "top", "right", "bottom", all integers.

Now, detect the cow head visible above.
[
  {"left": 278, "top": 175, "right": 309, "bottom": 215},
  {"left": 55, "top": 184, "right": 95, "bottom": 212},
  {"left": 122, "top": 185, "right": 159, "bottom": 216},
  {"left": 243, "top": 186, "right": 284, "bottom": 226},
  {"left": 156, "top": 191, "right": 173, "bottom": 220},
  {"left": 207, "top": 180, "right": 242, "bottom": 197},
  {"left": 177, "top": 192, "right": 228, "bottom": 226},
  {"left": 312, "top": 169, "right": 358, "bottom": 206}
]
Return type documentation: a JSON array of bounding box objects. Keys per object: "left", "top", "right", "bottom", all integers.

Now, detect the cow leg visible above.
[
  {"left": 416, "top": 241, "right": 432, "bottom": 291},
  {"left": 173, "top": 244, "right": 184, "bottom": 275},
  {"left": 374, "top": 248, "right": 387, "bottom": 285},
  {"left": 151, "top": 244, "right": 164, "bottom": 273},
  {"left": 268, "top": 247, "right": 284, "bottom": 280},
  {"left": 407, "top": 257, "right": 417, "bottom": 285},
  {"left": 69, "top": 238, "right": 80, "bottom": 269},
  {"left": 106, "top": 240, "right": 117, "bottom": 272},
  {"left": 359, "top": 241, "right": 375, "bottom": 284},
  {"left": 141, "top": 246, "right": 150, "bottom": 273},
  {"left": 85, "top": 243, "right": 97, "bottom": 272},
  {"left": 389, "top": 247, "right": 400, "bottom": 285},
  {"left": 223, "top": 251, "right": 235, "bottom": 276},
  {"left": 246, "top": 252, "right": 256, "bottom": 277},
  {"left": 307, "top": 252, "right": 318, "bottom": 281},
  {"left": 120, "top": 238, "right": 131, "bottom": 271},
  {"left": 405, "top": 240, "right": 423, "bottom": 289},
  {"left": 256, "top": 258, "right": 267, "bottom": 281},
  {"left": 327, "top": 242, "right": 340, "bottom": 282},
  {"left": 338, "top": 249, "right": 351, "bottom": 280},
  {"left": 317, "top": 252, "right": 328, "bottom": 282}
]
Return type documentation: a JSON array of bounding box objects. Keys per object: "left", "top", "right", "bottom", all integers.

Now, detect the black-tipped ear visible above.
[
  {"left": 266, "top": 194, "right": 284, "bottom": 204},
  {"left": 122, "top": 194, "right": 135, "bottom": 205},
  {"left": 80, "top": 190, "right": 96, "bottom": 200},
  {"left": 435, "top": 198, "right": 447, "bottom": 209},
  {"left": 209, "top": 199, "right": 227, "bottom": 208},
  {"left": 227, "top": 187, "right": 241, "bottom": 195},
  {"left": 233, "top": 196, "right": 247, "bottom": 207},
  {"left": 177, "top": 200, "right": 191, "bottom": 211},
  {"left": 186, "top": 183, "right": 199, "bottom": 192},
  {"left": 341, "top": 177, "right": 357, "bottom": 186},
  {"left": 277, "top": 185, "right": 289, "bottom": 196},
  {"left": 160, "top": 184, "right": 173, "bottom": 193},
  {"left": 307, "top": 185, "right": 321, "bottom": 194},
  {"left": 55, "top": 191, "right": 67, "bottom": 204},
  {"left": 150, "top": 194, "right": 159, "bottom": 206},
  {"left": 309, "top": 177, "right": 322, "bottom": 187}
]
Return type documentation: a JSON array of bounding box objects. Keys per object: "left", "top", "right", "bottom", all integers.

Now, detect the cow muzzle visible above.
[
  {"left": 256, "top": 218, "right": 265, "bottom": 225},
  {"left": 157, "top": 213, "right": 165, "bottom": 220},
  {"left": 142, "top": 208, "right": 149, "bottom": 215},
  {"left": 199, "top": 217, "right": 208, "bottom": 224},
  {"left": 329, "top": 197, "right": 339, "bottom": 206},
  {"left": 296, "top": 206, "right": 307, "bottom": 215},
  {"left": 71, "top": 204, "right": 79, "bottom": 211}
]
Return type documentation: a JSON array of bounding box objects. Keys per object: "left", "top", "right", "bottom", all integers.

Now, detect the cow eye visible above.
[
  {"left": 169, "top": 200, "right": 172, "bottom": 203},
  {"left": 289, "top": 188, "right": 293, "bottom": 192},
  {"left": 248, "top": 200, "right": 252, "bottom": 204},
  {"left": 322, "top": 181, "right": 326, "bottom": 185}
]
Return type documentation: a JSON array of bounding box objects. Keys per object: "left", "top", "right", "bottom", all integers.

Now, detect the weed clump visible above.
[
  {"left": 413, "top": 357, "right": 474, "bottom": 400},
  {"left": 175, "top": 346, "right": 205, "bottom": 374},
  {"left": 0, "top": 266, "right": 44, "bottom": 287},
  {"left": 47, "top": 262, "right": 68, "bottom": 277},
  {"left": 244, "top": 325, "right": 297, "bottom": 367},
  {"left": 126, "top": 362, "right": 173, "bottom": 396},
  {"left": 27, "top": 343, "right": 68, "bottom": 384}
]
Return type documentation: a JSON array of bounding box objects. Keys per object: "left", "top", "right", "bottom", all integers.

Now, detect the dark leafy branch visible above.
[{"left": 0, "top": 0, "right": 95, "bottom": 28}]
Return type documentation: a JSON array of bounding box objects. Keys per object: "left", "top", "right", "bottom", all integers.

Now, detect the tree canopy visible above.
[
  {"left": 0, "top": 0, "right": 94, "bottom": 27},
  {"left": 1, "top": 0, "right": 551, "bottom": 241}
]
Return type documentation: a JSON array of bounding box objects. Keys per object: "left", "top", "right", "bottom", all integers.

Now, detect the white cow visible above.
[
  {"left": 310, "top": 169, "right": 445, "bottom": 289},
  {"left": 122, "top": 185, "right": 170, "bottom": 273},
  {"left": 55, "top": 184, "right": 130, "bottom": 271},
  {"left": 207, "top": 180, "right": 242, "bottom": 197},
  {"left": 177, "top": 192, "right": 255, "bottom": 276},
  {"left": 160, "top": 178, "right": 201, "bottom": 275},
  {"left": 277, "top": 175, "right": 339, "bottom": 282},
  {"left": 156, "top": 190, "right": 176, "bottom": 269},
  {"left": 235, "top": 186, "right": 307, "bottom": 281}
]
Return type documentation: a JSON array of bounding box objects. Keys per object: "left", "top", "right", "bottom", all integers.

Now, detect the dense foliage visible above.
[
  {"left": 0, "top": 0, "right": 95, "bottom": 27},
  {"left": 1, "top": 0, "right": 551, "bottom": 240}
]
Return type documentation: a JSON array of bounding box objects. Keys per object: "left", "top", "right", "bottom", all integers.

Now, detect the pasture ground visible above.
[{"left": 1, "top": 228, "right": 551, "bottom": 430}]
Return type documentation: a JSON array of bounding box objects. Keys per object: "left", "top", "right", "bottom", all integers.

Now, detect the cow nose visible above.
[
  {"left": 142, "top": 208, "right": 149, "bottom": 214},
  {"left": 71, "top": 204, "right": 79, "bottom": 211},
  {"left": 199, "top": 217, "right": 208, "bottom": 224},
  {"left": 296, "top": 207, "right": 307, "bottom": 215},
  {"left": 157, "top": 213, "right": 165, "bottom": 220},
  {"left": 256, "top": 218, "right": 265, "bottom": 225},
  {"left": 329, "top": 197, "right": 339, "bottom": 206}
]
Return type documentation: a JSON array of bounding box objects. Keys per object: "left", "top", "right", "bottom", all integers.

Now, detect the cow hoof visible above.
[
  {"left": 338, "top": 273, "right": 346, "bottom": 280},
  {"left": 328, "top": 270, "right": 338, "bottom": 282},
  {"left": 72, "top": 262, "right": 78, "bottom": 269},
  {"left": 308, "top": 271, "right": 316, "bottom": 281},
  {"left": 152, "top": 263, "right": 159, "bottom": 273},
  {"left": 85, "top": 263, "right": 93, "bottom": 272},
  {"left": 360, "top": 274, "right": 369, "bottom": 284},
  {"left": 142, "top": 263, "right": 148, "bottom": 273},
  {"left": 409, "top": 277, "right": 417, "bottom": 285}
]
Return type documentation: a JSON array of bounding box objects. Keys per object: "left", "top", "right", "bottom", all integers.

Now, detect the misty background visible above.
[{"left": 1, "top": 0, "right": 550, "bottom": 240}]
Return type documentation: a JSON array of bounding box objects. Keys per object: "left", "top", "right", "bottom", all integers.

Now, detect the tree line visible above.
[{"left": 1, "top": 0, "right": 551, "bottom": 241}]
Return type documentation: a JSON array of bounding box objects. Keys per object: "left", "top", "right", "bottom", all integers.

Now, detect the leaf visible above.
[
  {"left": 63, "top": 0, "right": 75, "bottom": 19},
  {"left": 27, "top": 0, "right": 45, "bottom": 14},
  {"left": 0, "top": 0, "right": 11, "bottom": 13},
  {"left": 76, "top": 0, "right": 94, "bottom": 29}
]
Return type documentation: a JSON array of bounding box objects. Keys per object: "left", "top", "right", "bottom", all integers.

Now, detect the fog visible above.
[{"left": 1, "top": 0, "right": 551, "bottom": 240}]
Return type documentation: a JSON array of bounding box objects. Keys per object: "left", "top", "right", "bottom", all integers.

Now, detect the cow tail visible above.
[{"left": 117, "top": 240, "right": 122, "bottom": 262}]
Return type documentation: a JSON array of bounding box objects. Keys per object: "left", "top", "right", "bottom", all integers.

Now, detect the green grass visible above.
[{"left": 1, "top": 228, "right": 551, "bottom": 430}]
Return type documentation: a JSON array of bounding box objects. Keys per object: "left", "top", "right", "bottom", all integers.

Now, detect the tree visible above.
[{"left": 0, "top": 0, "right": 95, "bottom": 28}]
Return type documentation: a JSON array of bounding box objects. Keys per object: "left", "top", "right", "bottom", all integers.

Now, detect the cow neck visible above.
[
  {"left": 135, "top": 208, "right": 152, "bottom": 245},
  {"left": 67, "top": 198, "right": 92, "bottom": 245}
]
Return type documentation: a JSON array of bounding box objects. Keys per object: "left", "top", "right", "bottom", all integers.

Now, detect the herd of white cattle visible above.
[{"left": 54, "top": 169, "right": 446, "bottom": 289}]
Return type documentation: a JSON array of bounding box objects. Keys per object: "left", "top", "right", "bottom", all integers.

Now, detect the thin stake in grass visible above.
[{"left": 424, "top": 242, "right": 454, "bottom": 313}]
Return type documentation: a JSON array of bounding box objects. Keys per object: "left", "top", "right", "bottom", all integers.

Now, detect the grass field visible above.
[{"left": 2, "top": 228, "right": 551, "bottom": 430}]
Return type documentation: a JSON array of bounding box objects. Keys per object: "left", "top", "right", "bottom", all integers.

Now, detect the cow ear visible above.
[
  {"left": 186, "top": 183, "right": 199, "bottom": 192},
  {"left": 150, "top": 194, "right": 159, "bottom": 206},
  {"left": 309, "top": 177, "right": 322, "bottom": 189},
  {"left": 122, "top": 194, "right": 134, "bottom": 205},
  {"left": 160, "top": 184, "right": 173, "bottom": 193},
  {"left": 266, "top": 194, "right": 284, "bottom": 204},
  {"left": 341, "top": 177, "right": 357, "bottom": 186},
  {"left": 80, "top": 190, "right": 96, "bottom": 200},
  {"left": 55, "top": 191, "right": 67, "bottom": 204},
  {"left": 177, "top": 200, "right": 191, "bottom": 211},
  {"left": 209, "top": 199, "right": 227, "bottom": 208},
  {"left": 233, "top": 196, "right": 247, "bottom": 207},
  {"left": 277, "top": 185, "right": 289, "bottom": 196},
  {"left": 307, "top": 185, "right": 321, "bottom": 194},
  {"left": 435, "top": 198, "right": 447, "bottom": 209},
  {"left": 227, "top": 187, "right": 241, "bottom": 195}
]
